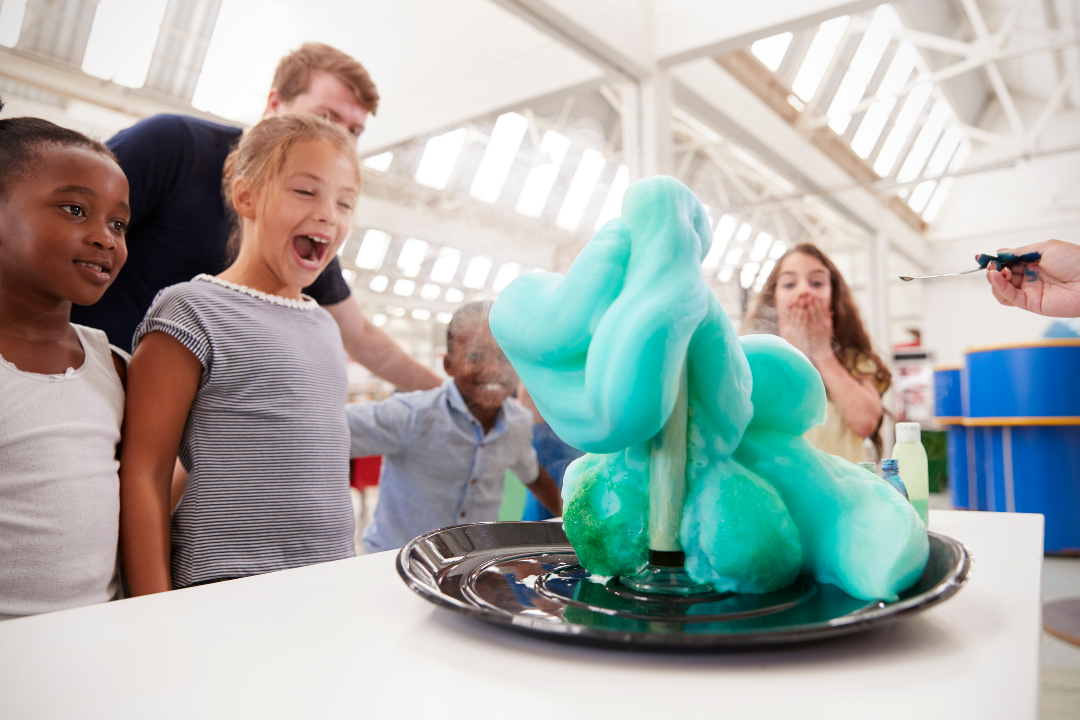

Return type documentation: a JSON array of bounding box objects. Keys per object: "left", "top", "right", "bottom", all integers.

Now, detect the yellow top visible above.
[{"left": 804, "top": 351, "right": 886, "bottom": 464}]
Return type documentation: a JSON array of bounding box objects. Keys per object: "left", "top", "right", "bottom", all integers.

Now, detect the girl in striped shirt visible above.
[{"left": 119, "top": 115, "right": 361, "bottom": 593}]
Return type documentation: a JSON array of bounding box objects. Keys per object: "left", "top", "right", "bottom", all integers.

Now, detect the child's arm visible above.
[
  {"left": 526, "top": 467, "right": 563, "bottom": 517},
  {"left": 119, "top": 332, "right": 202, "bottom": 596},
  {"left": 345, "top": 397, "right": 416, "bottom": 458}
]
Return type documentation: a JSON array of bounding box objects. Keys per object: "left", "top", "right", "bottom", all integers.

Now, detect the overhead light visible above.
[
  {"left": 341, "top": 268, "right": 357, "bottom": 286},
  {"left": 462, "top": 256, "right": 493, "bottom": 289},
  {"left": 396, "top": 238, "right": 429, "bottom": 277},
  {"left": 82, "top": 0, "right": 169, "bottom": 89},
  {"left": 444, "top": 288, "right": 465, "bottom": 303},
  {"left": 420, "top": 283, "right": 442, "bottom": 300},
  {"left": 724, "top": 248, "right": 744, "bottom": 266},
  {"left": 389, "top": 306, "right": 406, "bottom": 317},
  {"left": 363, "top": 152, "right": 393, "bottom": 172},
  {"left": 792, "top": 16, "right": 851, "bottom": 102},
  {"left": 751, "top": 32, "right": 793, "bottom": 72},
  {"left": 372, "top": 313, "right": 387, "bottom": 327},
  {"left": 555, "top": 149, "right": 606, "bottom": 231},
  {"left": 852, "top": 43, "right": 918, "bottom": 158},
  {"left": 593, "top": 165, "right": 630, "bottom": 230},
  {"left": 429, "top": 247, "right": 461, "bottom": 283},
  {"left": 515, "top": 130, "right": 570, "bottom": 218},
  {"left": 470, "top": 112, "right": 529, "bottom": 204},
  {"left": 740, "top": 262, "right": 761, "bottom": 289},
  {"left": 769, "top": 241, "right": 788, "bottom": 260},
  {"left": 393, "top": 279, "right": 416, "bottom": 297},
  {"left": 415, "top": 128, "right": 468, "bottom": 190},
  {"left": 749, "top": 232, "right": 774, "bottom": 262},
  {"left": 355, "top": 229, "right": 391, "bottom": 270},
  {"left": 703, "top": 215, "right": 737, "bottom": 268},
  {"left": 369, "top": 275, "right": 389, "bottom": 292},
  {"left": 718, "top": 266, "right": 735, "bottom": 283},
  {"left": 492, "top": 262, "right": 521, "bottom": 292},
  {"left": 436, "top": 312, "right": 453, "bottom": 324},
  {"left": 411, "top": 309, "right": 432, "bottom": 320}
]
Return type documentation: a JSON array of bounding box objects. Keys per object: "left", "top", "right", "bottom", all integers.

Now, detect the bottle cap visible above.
[
  {"left": 895, "top": 422, "right": 921, "bottom": 443},
  {"left": 882, "top": 458, "right": 899, "bottom": 472}
]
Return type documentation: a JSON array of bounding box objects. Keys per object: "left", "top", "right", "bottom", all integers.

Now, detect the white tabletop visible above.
[{"left": 0, "top": 510, "right": 1044, "bottom": 720}]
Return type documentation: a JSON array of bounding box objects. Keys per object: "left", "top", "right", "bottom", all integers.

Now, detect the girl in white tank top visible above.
[{"left": 0, "top": 112, "right": 131, "bottom": 619}]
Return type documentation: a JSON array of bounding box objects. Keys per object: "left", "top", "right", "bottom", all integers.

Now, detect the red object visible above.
[{"left": 351, "top": 456, "right": 382, "bottom": 491}]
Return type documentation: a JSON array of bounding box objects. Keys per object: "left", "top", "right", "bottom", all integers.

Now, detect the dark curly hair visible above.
[{"left": 0, "top": 98, "right": 116, "bottom": 201}]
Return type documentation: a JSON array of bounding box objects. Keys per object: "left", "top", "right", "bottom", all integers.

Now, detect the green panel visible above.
[
  {"left": 923, "top": 430, "right": 948, "bottom": 494},
  {"left": 498, "top": 470, "right": 527, "bottom": 521}
]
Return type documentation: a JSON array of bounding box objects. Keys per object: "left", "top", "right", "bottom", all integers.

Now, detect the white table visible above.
[{"left": 0, "top": 510, "right": 1044, "bottom": 719}]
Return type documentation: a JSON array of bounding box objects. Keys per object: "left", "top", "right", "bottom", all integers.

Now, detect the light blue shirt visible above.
[{"left": 348, "top": 380, "right": 539, "bottom": 553}]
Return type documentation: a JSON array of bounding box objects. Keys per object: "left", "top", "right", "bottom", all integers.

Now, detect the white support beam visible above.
[
  {"left": 866, "top": 231, "right": 891, "bottom": 356},
  {"left": 640, "top": 68, "right": 674, "bottom": 176},
  {"left": 1027, "top": 59, "right": 1080, "bottom": 150},
  {"left": 488, "top": 0, "right": 653, "bottom": 80},
  {"left": 672, "top": 58, "right": 930, "bottom": 271},
  {"left": 959, "top": 0, "right": 1025, "bottom": 140},
  {"left": 654, "top": 0, "right": 882, "bottom": 67}
]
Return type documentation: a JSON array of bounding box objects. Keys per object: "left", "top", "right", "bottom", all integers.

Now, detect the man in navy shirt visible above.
[{"left": 72, "top": 43, "right": 441, "bottom": 392}]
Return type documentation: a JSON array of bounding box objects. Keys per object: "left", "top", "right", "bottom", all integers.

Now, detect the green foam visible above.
[{"left": 490, "top": 176, "right": 928, "bottom": 601}]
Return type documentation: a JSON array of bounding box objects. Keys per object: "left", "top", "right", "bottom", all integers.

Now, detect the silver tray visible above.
[{"left": 397, "top": 521, "right": 970, "bottom": 650}]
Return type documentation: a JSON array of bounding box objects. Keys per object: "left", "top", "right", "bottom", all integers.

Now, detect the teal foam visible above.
[{"left": 490, "top": 176, "right": 928, "bottom": 601}]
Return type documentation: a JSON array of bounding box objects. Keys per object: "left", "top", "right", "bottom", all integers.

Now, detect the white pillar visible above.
[{"left": 621, "top": 69, "right": 673, "bottom": 180}]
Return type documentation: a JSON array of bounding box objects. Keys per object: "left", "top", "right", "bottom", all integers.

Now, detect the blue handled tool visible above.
[{"left": 900, "top": 252, "right": 1042, "bottom": 281}]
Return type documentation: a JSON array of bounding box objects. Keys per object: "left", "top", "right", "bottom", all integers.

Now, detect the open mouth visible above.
[
  {"left": 293, "top": 234, "right": 330, "bottom": 268},
  {"left": 73, "top": 259, "right": 111, "bottom": 283}
]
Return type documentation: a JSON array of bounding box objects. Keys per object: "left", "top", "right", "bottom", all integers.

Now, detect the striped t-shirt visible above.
[{"left": 134, "top": 275, "right": 354, "bottom": 588}]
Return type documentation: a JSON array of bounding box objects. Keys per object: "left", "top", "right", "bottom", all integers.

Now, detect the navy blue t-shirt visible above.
[{"left": 71, "top": 114, "right": 351, "bottom": 350}]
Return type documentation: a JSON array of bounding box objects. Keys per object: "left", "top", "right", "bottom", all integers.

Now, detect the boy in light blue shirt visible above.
[{"left": 347, "top": 302, "right": 562, "bottom": 553}]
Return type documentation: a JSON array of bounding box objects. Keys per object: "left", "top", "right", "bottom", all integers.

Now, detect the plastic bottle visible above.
[
  {"left": 891, "top": 422, "right": 929, "bottom": 526},
  {"left": 857, "top": 461, "right": 877, "bottom": 475},
  {"left": 880, "top": 458, "right": 910, "bottom": 500}
]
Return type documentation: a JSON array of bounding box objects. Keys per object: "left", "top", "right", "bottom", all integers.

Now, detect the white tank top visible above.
[{"left": 0, "top": 324, "right": 124, "bottom": 619}]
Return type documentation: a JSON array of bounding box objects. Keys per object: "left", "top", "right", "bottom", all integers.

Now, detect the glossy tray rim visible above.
[{"left": 396, "top": 521, "right": 971, "bottom": 651}]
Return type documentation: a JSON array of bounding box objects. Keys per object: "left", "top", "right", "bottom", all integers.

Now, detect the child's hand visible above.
[
  {"left": 779, "top": 295, "right": 833, "bottom": 362},
  {"left": 987, "top": 239, "right": 1080, "bottom": 318}
]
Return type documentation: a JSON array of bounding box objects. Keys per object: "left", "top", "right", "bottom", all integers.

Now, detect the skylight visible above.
[
  {"left": 740, "top": 262, "right": 761, "bottom": 289},
  {"left": 437, "top": 312, "right": 453, "bottom": 324},
  {"left": 355, "top": 230, "right": 391, "bottom": 270},
  {"left": 82, "top": 0, "right": 169, "bottom": 89},
  {"left": 0, "top": 0, "right": 26, "bottom": 47},
  {"left": 556, "top": 149, "right": 606, "bottom": 231},
  {"left": 594, "top": 165, "right": 630, "bottom": 230},
  {"left": 393, "top": 279, "right": 416, "bottom": 297},
  {"left": 908, "top": 180, "right": 937, "bottom": 213},
  {"left": 516, "top": 130, "right": 571, "bottom": 218},
  {"left": 749, "top": 232, "right": 774, "bottom": 262},
  {"left": 415, "top": 128, "right": 468, "bottom": 190},
  {"left": 412, "top": 309, "right": 431, "bottom": 320},
  {"left": 792, "top": 16, "right": 850, "bottom": 102},
  {"left": 396, "top": 238, "right": 429, "bottom": 277},
  {"left": 369, "top": 275, "right": 389, "bottom": 292},
  {"left": 363, "top": 152, "right": 394, "bottom": 172},
  {"left": 372, "top": 313, "right": 388, "bottom": 327},
  {"left": 429, "top": 247, "right": 461, "bottom": 284},
  {"left": 754, "top": 260, "right": 776, "bottom": 292},
  {"left": 718, "top": 266, "right": 736, "bottom": 283},
  {"left": 873, "top": 81, "right": 933, "bottom": 177},
  {"left": 924, "top": 127, "right": 962, "bottom": 178},
  {"left": 470, "top": 112, "right": 529, "bottom": 204},
  {"left": 751, "top": 32, "right": 793, "bottom": 72},
  {"left": 826, "top": 22, "right": 891, "bottom": 134},
  {"left": 896, "top": 98, "right": 950, "bottom": 183},
  {"left": 445, "top": 288, "right": 465, "bottom": 303},
  {"left": 734, "top": 223, "right": 754, "bottom": 244},
  {"left": 850, "top": 43, "right": 917, "bottom": 158},
  {"left": 420, "top": 283, "right": 442, "bottom": 300},
  {"left": 724, "top": 247, "right": 744, "bottom": 266},
  {"left": 703, "top": 214, "right": 737, "bottom": 268},
  {"left": 492, "top": 262, "right": 521, "bottom": 292},
  {"left": 462, "top": 256, "right": 493, "bottom": 289},
  {"left": 341, "top": 268, "right": 357, "bottom": 286},
  {"left": 769, "top": 240, "right": 788, "bottom": 259}
]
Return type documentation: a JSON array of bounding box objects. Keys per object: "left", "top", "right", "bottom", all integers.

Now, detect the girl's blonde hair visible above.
[{"left": 222, "top": 114, "right": 361, "bottom": 260}]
